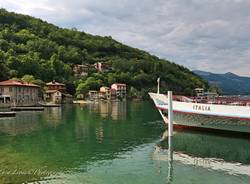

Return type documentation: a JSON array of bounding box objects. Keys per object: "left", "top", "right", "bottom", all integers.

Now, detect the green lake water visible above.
[{"left": 0, "top": 101, "right": 250, "bottom": 184}]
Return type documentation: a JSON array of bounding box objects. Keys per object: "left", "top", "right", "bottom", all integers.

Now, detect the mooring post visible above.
[
  {"left": 168, "top": 91, "right": 173, "bottom": 136},
  {"left": 157, "top": 78, "right": 160, "bottom": 94}
]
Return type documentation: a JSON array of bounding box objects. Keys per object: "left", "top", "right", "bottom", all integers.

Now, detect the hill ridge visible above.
[
  {"left": 193, "top": 70, "right": 250, "bottom": 95},
  {"left": 0, "top": 8, "right": 207, "bottom": 97}
]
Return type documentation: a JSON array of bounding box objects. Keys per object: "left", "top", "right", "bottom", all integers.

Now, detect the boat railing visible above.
[{"left": 173, "top": 95, "right": 250, "bottom": 106}]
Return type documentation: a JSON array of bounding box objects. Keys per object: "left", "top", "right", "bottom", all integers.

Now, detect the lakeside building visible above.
[
  {"left": 45, "top": 90, "right": 62, "bottom": 104},
  {"left": 73, "top": 64, "right": 90, "bottom": 77},
  {"left": 45, "top": 81, "right": 73, "bottom": 104},
  {"left": 99, "top": 87, "right": 111, "bottom": 100},
  {"left": 0, "top": 95, "right": 11, "bottom": 108},
  {"left": 0, "top": 79, "right": 40, "bottom": 107},
  {"left": 88, "top": 90, "right": 99, "bottom": 100},
  {"left": 46, "top": 81, "right": 66, "bottom": 92},
  {"left": 73, "top": 63, "right": 112, "bottom": 78},
  {"left": 94, "top": 62, "right": 112, "bottom": 72},
  {"left": 111, "top": 83, "right": 127, "bottom": 99},
  {"left": 194, "top": 88, "right": 204, "bottom": 96},
  {"left": 86, "top": 83, "right": 127, "bottom": 101}
]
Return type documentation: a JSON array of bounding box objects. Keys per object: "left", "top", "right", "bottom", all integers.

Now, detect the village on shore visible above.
[
  {"left": 0, "top": 80, "right": 127, "bottom": 108},
  {"left": 0, "top": 62, "right": 127, "bottom": 109}
]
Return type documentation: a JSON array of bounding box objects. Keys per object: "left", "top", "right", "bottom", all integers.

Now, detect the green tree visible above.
[
  {"left": 0, "top": 51, "right": 10, "bottom": 80},
  {"left": 21, "top": 74, "right": 36, "bottom": 83},
  {"left": 76, "top": 83, "right": 89, "bottom": 95},
  {"left": 209, "top": 84, "right": 222, "bottom": 95}
]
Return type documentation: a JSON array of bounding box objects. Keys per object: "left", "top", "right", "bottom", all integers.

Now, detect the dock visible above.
[
  {"left": 11, "top": 107, "right": 45, "bottom": 111},
  {"left": 73, "top": 100, "right": 93, "bottom": 104},
  {"left": 0, "top": 111, "right": 16, "bottom": 117}
]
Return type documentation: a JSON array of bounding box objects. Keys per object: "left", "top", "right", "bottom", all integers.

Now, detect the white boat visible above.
[{"left": 149, "top": 92, "right": 250, "bottom": 133}]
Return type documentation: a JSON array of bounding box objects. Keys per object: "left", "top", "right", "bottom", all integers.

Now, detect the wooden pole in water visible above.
[{"left": 168, "top": 91, "right": 173, "bottom": 136}]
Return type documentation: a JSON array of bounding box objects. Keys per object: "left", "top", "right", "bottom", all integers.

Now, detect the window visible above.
[
  {"left": 9, "top": 87, "right": 12, "bottom": 92},
  {"left": 6, "top": 97, "right": 10, "bottom": 103}
]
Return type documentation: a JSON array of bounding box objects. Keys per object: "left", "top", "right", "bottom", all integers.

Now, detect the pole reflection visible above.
[
  {"left": 167, "top": 135, "right": 173, "bottom": 184},
  {"left": 154, "top": 129, "right": 250, "bottom": 183},
  {"left": 153, "top": 129, "right": 174, "bottom": 184}
]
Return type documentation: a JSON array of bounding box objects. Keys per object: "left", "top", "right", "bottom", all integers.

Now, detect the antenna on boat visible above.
[{"left": 157, "top": 77, "right": 160, "bottom": 94}]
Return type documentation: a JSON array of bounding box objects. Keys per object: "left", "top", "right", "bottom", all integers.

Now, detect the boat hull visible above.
[
  {"left": 170, "top": 110, "right": 250, "bottom": 133},
  {"left": 149, "top": 92, "right": 250, "bottom": 133}
]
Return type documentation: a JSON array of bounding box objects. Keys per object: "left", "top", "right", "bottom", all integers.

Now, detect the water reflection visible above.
[
  {"left": 74, "top": 121, "right": 90, "bottom": 142},
  {"left": 153, "top": 131, "right": 173, "bottom": 184},
  {"left": 44, "top": 107, "right": 63, "bottom": 127},
  {"left": 83, "top": 100, "right": 127, "bottom": 120},
  {"left": 0, "top": 107, "right": 64, "bottom": 135},
  {"left": 99, "top": 101, "right": 110, "bottom": 118},
  {"left": 0, "top": 112, "right": 42, "bottom": 135},
  {"left": 153, "top": 129, "right": 250, "bottom": 183},
  {"left": 111, "top": 101, "right": 127, "bottom": 120},
  {"left": 1, "top": 102, "right": 250, "bottom": 183}
]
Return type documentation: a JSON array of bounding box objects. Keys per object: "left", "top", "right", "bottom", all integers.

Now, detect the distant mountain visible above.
[{"left": 193, "top": 70, "right": 250, "bottom": 95}]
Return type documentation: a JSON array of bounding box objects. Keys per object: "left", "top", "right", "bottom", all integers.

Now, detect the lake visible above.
[{"left": 0, "top": 101, "right": 249, "bottom": 184}]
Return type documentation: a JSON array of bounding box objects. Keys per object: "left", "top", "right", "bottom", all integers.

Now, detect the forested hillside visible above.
[{"left": 0, "top": 9, "right": 207, "bottom": 97}]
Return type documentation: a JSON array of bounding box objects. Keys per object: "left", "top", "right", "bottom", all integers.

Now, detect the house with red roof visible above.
[
  {"left": 45, "top": 81, "right": 72, "bottom": 104},
  {"left": 0, "top": 79, "right": 40, "bottom": 107},
  {"left": 46, "top": 81, "right": 66, "bottom": 92}
]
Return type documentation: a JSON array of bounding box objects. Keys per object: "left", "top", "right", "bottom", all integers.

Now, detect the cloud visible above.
[{"left": 1, "top": 0, "right": 250, "bottom": 76}]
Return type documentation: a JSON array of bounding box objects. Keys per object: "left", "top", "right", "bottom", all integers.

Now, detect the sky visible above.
[{"left": 1, "top": 0, "right": 250, "bottom": 76}]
